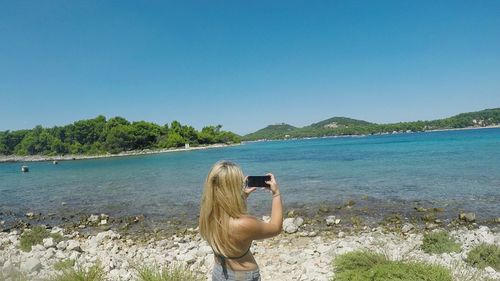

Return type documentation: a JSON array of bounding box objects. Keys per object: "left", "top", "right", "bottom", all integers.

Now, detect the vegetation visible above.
[
  {"left": 466, "top": 243, "right": 500, "bottom": 271},
  {"left": 0, "top": 116, "right": 240, "bottom": 156},
  {"left": 0, "top": 268, "right": 28, "bottom": 281},
  {"left": 421, "top": 231, "right": 461, "bottom": 254},
  {"left": 244, "top": 108, "right": 500, "bottom": 140},
  {"left": 19, "top": 226, "right": 64, "bottom": 252},
  {"left": 136, "top": 264, "right": 205, "bottom": 281},
  {"left": 47, "top": 264, "right": 106, "bottom": 281},
  {"left": 53, "top": 259, "right": 76, "bottom": 271},
  {"left": 332, "top": 251, "right": 453, "bottom": 281}
]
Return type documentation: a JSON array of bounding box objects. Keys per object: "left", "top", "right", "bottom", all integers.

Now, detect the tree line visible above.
[
  {"left": 243, "top": 108, "right": 500, "bottom": 140},
  {"left": 0, "top": 116, "right": 241, "bottom": 156}
]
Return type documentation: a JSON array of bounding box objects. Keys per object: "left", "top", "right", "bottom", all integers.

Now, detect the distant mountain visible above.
[
  {"left": 243, "top": 108, "right": 500, "bottom": 141},
  {"left": 306, "top": 117, "right": 373, "bottom": 129},
  {"left": 243, "top": 123, "right": 297, "bottom": 141}
]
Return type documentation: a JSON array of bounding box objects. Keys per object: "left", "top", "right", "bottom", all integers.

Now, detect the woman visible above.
[{"left": 199, "top": 161, "right": 283, "bottom": 281}]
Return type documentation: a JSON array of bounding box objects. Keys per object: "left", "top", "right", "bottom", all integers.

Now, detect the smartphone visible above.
[{"left": 246, "top": 175, "right": 271, "bottom": 188}]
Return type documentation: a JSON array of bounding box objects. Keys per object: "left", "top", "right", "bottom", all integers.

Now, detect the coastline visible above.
[
  {"left": 1, "top": 217, "right": 499, "bottom": 281},
  {"left": 0, "top": 143, "right": 240, "bottom": 163},
  {"left": 243, "top": 124, "right": 500, "bottom": 142}
]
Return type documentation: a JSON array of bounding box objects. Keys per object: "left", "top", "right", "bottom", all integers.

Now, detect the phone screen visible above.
[{"left": 247, "top": 175, "right": 271, "bottom": 188}]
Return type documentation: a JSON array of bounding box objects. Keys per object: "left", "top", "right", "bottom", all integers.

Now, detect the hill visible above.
[
  {"left": 243, "top": 123, "right": 297, "bottom": 141},
  {"left": 243, "top": 108, "right": 500, "bottom": 141}
]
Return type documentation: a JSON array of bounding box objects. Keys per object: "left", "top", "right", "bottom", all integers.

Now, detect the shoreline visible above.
[
  {"left": 1, "top": 218, "right": 499, "bottom": 281},
  {"left": 243, "top": 124, "right": 500, "bottom": 142},
  {"left": 0, "top": 143, "right": 240, "bottom": 163}
]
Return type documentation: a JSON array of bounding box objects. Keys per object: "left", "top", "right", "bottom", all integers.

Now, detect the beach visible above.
[{"left": 1, "top": 217, "right": 499, "bottom": 281}]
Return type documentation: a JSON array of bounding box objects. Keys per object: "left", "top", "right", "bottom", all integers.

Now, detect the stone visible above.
[
  {"left": 88, "top": 214, "right": 99, "bottom": 224},
  {"left": 100, "top": 219, "right": 108, "bottom": 225},
  {"left": 26, "top": 212, "right": 35, "bottom": 219},
  {"left": 338, "top": 231, "right": 346, "bottom": 238},
  {"left": 56, "top": 240, "right": 67, "bottom": 250},
  {"left": 43, "top": 237, "right": 55, "bottom": 248},
  {"left": 325, "top": 216, "right": 336, "bottom": 226},
  {"left": 20, "top": 257, "right": 42, "bottom": 272},
  {"left": 401, "top": 223, "right": 414, "bottom": 234},
  {"left": 293, "top": 217, "right": 304, "bottom": 227},
  {"left": 459, "top": 212, "right": 476, "bottom": 222},
  {"left": 414, "top": 207, "right": 427, "bottom": 212},
  {"left": 67, "top": 240, "right": 82, "bottom": 252},
  {"left": 283, "top": 218, "right": 299, "bottom": 234},
  {"left": 484, "top": 266, "right": 495, "bottom": 274},
  {"left": 495, "top": 217, "right": 500, "bottom": 223}
]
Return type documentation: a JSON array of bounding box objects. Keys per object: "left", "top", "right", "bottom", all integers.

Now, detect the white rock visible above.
[
  {"left": 484, "top": 266, "right": 495, "bottom": 274},
  {"left": 294, "top": 217, "right": 304, "bottom": 227},
  {"left": 88, "top": 214, "right": 99, "bottom": 223},
  {"left": 43, "top": 237, "right": 55, "bottom": 248},
  {"left": 283, "top": 218, "right": 299, "bottom": 234},
  {"left": 20, "top": 257, "right": 42, "bottom": 272},
  {"left": 56, "top": 240, "right": 67, "bottom": 250},
  {"left": 401, "top": 223, "right": 414, "bottom": 234},
  {"left": 326, "top": 215, "right": 336, "bottom": 226},
  {"left": 67, "top": 240, "right": 82, "bottom": 252}
]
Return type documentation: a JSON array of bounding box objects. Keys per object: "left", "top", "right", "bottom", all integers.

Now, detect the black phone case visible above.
[{"left": 247, "top": 176, "right": 271, "bottom": 188}]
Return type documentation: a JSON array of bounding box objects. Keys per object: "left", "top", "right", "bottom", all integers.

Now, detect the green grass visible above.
[
  {"left": 421, "top": 231, "right": 461, "bottom": 254},
  {"left": 332, "top": 251, "right": 453, "bottom": 281},
  {"left": 53, "top": 259, "right": 76, "bottom": 271},
  {"left": 19, "top": 226, "right": 64, "bottom": 252},
  {"left": 136, "top": 264, "right": 205, "bottom": 281},
  {"left": 46, "top": 264, "right": 106, "bottom": 281},
  {"left": 466, "top": 243, "right": 500, "bottom": 271}
]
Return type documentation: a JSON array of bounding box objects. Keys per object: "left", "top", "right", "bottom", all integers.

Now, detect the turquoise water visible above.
[{"left": 1, "top": 128, "right": 500, "bottom": 226}]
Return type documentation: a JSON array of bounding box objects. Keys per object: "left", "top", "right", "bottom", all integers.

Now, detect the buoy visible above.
[{"left": 21, "top": 165, "right": 29, "bottom": 172}]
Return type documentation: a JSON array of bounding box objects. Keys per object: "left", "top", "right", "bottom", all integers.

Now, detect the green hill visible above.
[
  {"left": 243, "top": 123, "right": 297, "bottom": 141},
  {"left": 243, "top": 108, "right": 500, "bottom": 141},
  {"left": 307, "top": 117, "right": 373, "bottom": 129}
]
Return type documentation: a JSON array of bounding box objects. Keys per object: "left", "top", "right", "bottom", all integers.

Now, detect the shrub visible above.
[
  {"left": 332, "top": 251, "right": 453, "bottom": 281},
  {"left": 47, "top": 264, "right": 105, "bottom": 281},
  {"left": 466, "top": 243, "right": 500, "bottom": 271},
  {"left": 421, "top": 231, "right": 461, "bottom": 254},
  {"left": 19, "top": 226, "right": 64, "bottom": 252},
  {"left": 136, "top": 264, "right": 205, "bottom": 281}
]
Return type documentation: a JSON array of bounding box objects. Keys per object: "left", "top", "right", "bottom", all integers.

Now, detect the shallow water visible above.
[{"left": 1, "top": 128, "right": 499, "bottom": 226}]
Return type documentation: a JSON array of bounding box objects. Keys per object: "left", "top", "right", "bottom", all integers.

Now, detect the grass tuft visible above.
[
  {"left": 466, "top": 243, "right": 500, "bottom": 271},
  {"left": 421, "top": 231, "right": 461, "bottom": 254},
  {"left": 136, "top": 264, "right": 205, "bottom": 281},
  {"left": 19, "top": 226, "right": 64, "bottom": 252},
  {"left": 53, "top": 259, "right": 76, "bottom": 271},
  {"left": 47, "top": 264, "right": 106, "bottom": 281},
  {"left": 332, "top": 251, "right": 453, "bottom": 281}
]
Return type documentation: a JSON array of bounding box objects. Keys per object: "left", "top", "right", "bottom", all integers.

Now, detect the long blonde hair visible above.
[{"left": 199, "top": 160, "right": 247, "bottom": 256}]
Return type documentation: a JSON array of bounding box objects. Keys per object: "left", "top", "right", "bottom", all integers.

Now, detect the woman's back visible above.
[{"left": 199, "top": 161, "right": 283, "bottom": 281}]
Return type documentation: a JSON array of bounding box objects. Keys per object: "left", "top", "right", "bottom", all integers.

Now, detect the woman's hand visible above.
[
  {"left": 265, "top": 173, "right": 280, "bottom": 195},
  {"left": 242, "top": 176, "right": 257, "bottom": 199}
]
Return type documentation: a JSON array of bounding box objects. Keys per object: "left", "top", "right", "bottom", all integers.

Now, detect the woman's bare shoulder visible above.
[{"left": 231, "top": 215, "right": 262, "bottom": 232}]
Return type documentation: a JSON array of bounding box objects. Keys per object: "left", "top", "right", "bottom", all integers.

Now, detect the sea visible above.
[{"left": 1, "top": 128, "right": 499, "bottom": 229}]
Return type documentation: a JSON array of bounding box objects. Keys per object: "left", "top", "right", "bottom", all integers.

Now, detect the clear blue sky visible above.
[{"left": 1, "top": 1, "right": 499, "bottom": 135}]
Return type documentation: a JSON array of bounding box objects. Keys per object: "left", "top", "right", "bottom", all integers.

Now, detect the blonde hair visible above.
[{"left": 199, "top": 160, "right": 247, "bottom": 256}]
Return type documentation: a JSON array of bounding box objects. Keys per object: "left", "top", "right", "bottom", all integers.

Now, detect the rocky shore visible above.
[
  {"left": 0, "top": 143, "right": 238, "bottom": 163},
  {"left": 1, "top": 218, "right": 499, "bottom": 281}
]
